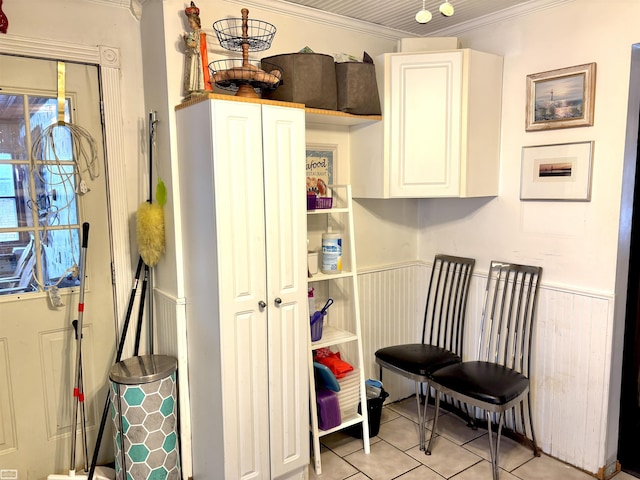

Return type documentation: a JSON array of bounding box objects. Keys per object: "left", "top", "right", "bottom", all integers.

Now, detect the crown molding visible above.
[{"left": 82, "top": 0, "right": 141, "bottom": 20}]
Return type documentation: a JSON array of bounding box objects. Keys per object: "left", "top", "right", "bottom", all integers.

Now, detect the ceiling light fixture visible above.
[
  {"left": 439, "top": 1, "right": 454, "bottom": 17},
  {"left": 416, "top": 1, "right": 454, "bottom": 24},
  {"left": 415, "top": 0, "right": 432, "bottom": 23}
]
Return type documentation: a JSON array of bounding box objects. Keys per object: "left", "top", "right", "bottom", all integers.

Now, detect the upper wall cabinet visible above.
[{"left": 350, "top": 49, "right": 503, "bottom": 198}]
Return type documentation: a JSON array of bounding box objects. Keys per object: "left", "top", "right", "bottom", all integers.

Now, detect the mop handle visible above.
[
  {"left": 88, "top": 256, "right": 144, "bottom": 479},
  {"left": 70, "top": 222, "right": 90, "bottom": 472}
]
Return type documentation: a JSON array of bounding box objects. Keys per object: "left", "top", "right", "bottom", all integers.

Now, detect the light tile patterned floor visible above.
[{"left": 310, "top": 397, "right": 639, "bottom": 480}]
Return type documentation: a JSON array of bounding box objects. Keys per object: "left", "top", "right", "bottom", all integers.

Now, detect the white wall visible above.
[
  {"left": 415, "top": 0, "right": 640, "bottom": 474},
  {"left": 418, "top": 1, "right": 638, "bottom": 292}
]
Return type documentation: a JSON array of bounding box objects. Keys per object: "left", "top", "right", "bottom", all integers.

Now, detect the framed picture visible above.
[
  {"left": 520, "top": 141, "right": 594, "bottom": 201},
  {"left": 306, "top": 144, "right": 335, "bottom": 197},
  {"left": 525, "top": 63, "right": 596, "bottom": 131}
]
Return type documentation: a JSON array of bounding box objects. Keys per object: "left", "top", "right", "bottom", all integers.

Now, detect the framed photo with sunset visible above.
[
  {"left": 525, "top": 63, "right": 596, "bottom": 131},
  {"left": 520, "top": 141, "right": 594, "bottom": 201}
]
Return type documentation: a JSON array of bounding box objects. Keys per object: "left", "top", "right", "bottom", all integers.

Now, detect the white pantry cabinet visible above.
[
  {"left": 175, "top": 95, "right": 309, "bottom": 480},
  {"left": 350, "top": 49, "right": 503, "bottom": 198}
]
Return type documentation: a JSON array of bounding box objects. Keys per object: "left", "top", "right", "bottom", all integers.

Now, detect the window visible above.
[{"left": 0, "top": 92, "right": 82, "bottom": 295}]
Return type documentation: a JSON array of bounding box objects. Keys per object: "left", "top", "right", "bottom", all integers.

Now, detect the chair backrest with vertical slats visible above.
[
  {"left": 421, "top": 254, "right": 475, "bottom": 356},
  {"left": 477, "top": 261, "right": 542, "bottom": 376}
]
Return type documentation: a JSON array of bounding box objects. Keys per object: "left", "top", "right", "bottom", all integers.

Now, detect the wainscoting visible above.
[
  {"left": 156, "top": 262, "right": 615, "bottom": 477},
  {"left": 357, "top": 262, "right": 615, "bottom": 475}
]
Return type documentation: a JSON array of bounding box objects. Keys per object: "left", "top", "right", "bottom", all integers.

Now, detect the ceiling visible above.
[{"left": 274, "top": 0, "right": 569, "bottom": 37}]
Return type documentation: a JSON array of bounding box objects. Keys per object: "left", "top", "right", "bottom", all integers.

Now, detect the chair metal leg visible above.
[
  {"left": 486, "top": 411, "right": 504, "bottom": 480},
  {"left": 526, "top": 394, "right": 541, "bottom": 456},
  {"left": 465, "top": 403, "right": 477, "bottom": 429},
  {"left": 425, "top": 390, "right": 440, "bottom": 455},
  {"left": 415, "top": 382, "right": 425, "bottom": 450}
]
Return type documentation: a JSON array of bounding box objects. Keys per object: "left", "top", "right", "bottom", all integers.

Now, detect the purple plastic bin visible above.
[{"left": 316, "top": 388, "right": 341, "bottom": 430}]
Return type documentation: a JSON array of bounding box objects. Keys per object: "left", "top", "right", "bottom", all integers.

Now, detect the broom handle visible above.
[
  {"left": 148, "top": 111, "right": 157, "bottom": 354},
  {"left": 87, "top": 256, "right": 144, "bottom": 480},
  {"left": 134, "top": 265, "right": 148, "bottom": 356}
]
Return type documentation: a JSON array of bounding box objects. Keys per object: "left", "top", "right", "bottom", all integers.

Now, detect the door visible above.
[{"left": 0, "top": 55, "right": 116, "bottom": 478}]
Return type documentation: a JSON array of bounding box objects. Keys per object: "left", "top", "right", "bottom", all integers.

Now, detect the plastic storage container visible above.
[{"left": 316, "top": 388, "right": 341, "bottom": 430}]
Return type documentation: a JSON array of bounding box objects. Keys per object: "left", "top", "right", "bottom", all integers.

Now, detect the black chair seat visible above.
[
  {"left": 430, "top": 361, "right": 529, "bottom": 406},
  {"left": 376, "top": 344, "right": 461, "bottom": 377},
  {"left": 430, "top": 362, "right": 529, "bottom": 405}
]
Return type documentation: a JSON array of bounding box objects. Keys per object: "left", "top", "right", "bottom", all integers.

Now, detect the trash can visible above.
[
  {"left": 109, "top": 354, "right": 181, "bottom": 480},
  {"left": 346, "top": 386, "right": 389, "bottom": 438}
]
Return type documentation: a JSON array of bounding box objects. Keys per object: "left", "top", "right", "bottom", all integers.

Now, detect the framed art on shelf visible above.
[
  {"left": 306, "top": 144, "right": 335, "bottom": 197},
  {"left": 520, "top": 141, "right": 594, "bottom": 201},
  {"left": 525, "top": 63, "right": 596, "bottom": 131}
]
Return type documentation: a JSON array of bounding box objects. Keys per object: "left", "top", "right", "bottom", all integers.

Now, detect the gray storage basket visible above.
[
  {"left": 261, "top": 53, "right": 337, "bottom": 110},
  {"left": 335, "top": 62, "right": 381, "bottom": 115}
]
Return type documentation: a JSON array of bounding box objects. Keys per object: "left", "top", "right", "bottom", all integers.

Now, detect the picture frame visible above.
[
  {"left": 306, "top": 144, "right": 335, "bottom": 197},
  {"left": 525, "top": 63, "right": 596, "bottom": 131},
  {"left": 520, "top": 141, "right": 594, "bottom": 201}
]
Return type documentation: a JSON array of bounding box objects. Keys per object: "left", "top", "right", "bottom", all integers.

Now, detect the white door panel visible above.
[{"left": 0, "top": 54, "right": 115, "bottom": 478}]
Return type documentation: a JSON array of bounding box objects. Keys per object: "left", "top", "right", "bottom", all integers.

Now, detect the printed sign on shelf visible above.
[{"left": 306, "top": 146, "right": 334, "bottom": 197}]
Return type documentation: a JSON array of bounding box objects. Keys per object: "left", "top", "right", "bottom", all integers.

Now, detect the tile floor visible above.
[{"left": 309, "top": 397, "right": 638, "bottom": 480}]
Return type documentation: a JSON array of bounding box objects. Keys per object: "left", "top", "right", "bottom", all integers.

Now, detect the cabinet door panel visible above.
[
  {"left": 389, "top": 52, "right": 462, "bottom": 197},
  {"left": 262, "top": 105, "right": 309, "bottom": 477},
  {"left": 212, "top": 101, "right": 270, "bottom": 479}
]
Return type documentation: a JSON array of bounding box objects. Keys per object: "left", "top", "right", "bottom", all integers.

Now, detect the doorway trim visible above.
[
  {"left": 0, "top": 33, "right": 133, "bottom": 327},
  {"left": 613, "top": 43, "right": 640, "bottom": 476}
]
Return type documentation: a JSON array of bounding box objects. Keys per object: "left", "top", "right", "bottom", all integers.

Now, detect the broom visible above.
[
  {"left": 135, "top": 111, "right": 165, "bottom": 357},
  {"left": 137, "top": 111, "right": 166, "bottom": 269},
  {"left": 84, "top": 112, "right": 165, "bottom": 480}
]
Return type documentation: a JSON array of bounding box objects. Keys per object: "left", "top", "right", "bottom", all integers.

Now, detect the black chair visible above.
[
  {"left": 374, "top": 254, "right": 475, "bottom": 451},
  {"left": 426, "top": 261, "right": 542, "bottom": 480}
]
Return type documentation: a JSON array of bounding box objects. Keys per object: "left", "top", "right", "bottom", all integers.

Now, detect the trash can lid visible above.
[{"left": 109, "top": 354, "right": 177, "bottom": 385}]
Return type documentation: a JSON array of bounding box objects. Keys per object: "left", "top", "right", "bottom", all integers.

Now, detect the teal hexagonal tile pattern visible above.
[{"left": 109, "top": 355, "right": 180, "bottom": 479}]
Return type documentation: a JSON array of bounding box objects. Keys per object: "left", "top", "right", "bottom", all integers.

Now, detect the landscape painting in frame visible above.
[
  {"left": 520, "top": 141, "right": 594, "bottom": 201},
  {"left": 525, "top": 63, "right": 596, "bottom": 131}
]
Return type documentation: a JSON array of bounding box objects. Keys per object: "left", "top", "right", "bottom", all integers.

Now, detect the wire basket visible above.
[
  {"left": 212, "top": 17, "right": 276, "bottom": 52},
  {"left": 209, "top": 59, "right": 283, "bottom": 93},
  {"left": 307, "top": 194, "right": 333, "bottom": 210}
]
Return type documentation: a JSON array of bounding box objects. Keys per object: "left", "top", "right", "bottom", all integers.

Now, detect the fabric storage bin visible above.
[
  {"left": 335, "top": 61, "right": 381, "bottom": 115},
  {"left": 261, "top": 53, "right": 337, "bottom": 110}
]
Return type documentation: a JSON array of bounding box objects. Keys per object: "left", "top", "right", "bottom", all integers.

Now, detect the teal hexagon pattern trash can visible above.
[{"left": 109, "top": 355, "right": 181, "bottom": 479}]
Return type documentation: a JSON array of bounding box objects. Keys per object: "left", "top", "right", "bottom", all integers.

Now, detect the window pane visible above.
[
  {"left": 0, "top": 233, "right": 35, "bottom": 294},
  {"left": 0, "top": 199, "right": 18, "bottom": 241},
  {"left": 30, "top": 164, "right": 78, "bottom": 227},
  {"left": 30, "top": 97, "right": 72, "bottom": 161},
  {"left": 42, "top": 228, "right": 80, "bottom": 287},
  {"left": 0, "top": 94, "right": 28, "bottom": 160}
]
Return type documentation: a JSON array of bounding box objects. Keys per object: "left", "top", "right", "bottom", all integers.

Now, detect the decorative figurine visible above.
[
  {"left": 183, "top": 2, "right": 212, "bottom": 98},
  {"left": 0, "top": 0, "right": 9, "bottom": 34}
]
